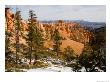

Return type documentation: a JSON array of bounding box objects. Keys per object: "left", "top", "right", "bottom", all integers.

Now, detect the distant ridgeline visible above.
[
  {"left": 41, "top": 20, "right": 106, "bottom": 29},
  {"left": 5, "top": 8, "right": 97, "bottom": 56}
]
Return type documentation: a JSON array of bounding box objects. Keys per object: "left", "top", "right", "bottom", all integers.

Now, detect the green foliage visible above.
[
  {"left": 90, "top": 27, "right": 106, "bottom": 49},
  {"left": 35, "top": 50, "right": 55, "bottom": 59},
  {"left": 5, "top": 8, "right": 106, "bottom": 72},
  {"left": 26, "top": 10, "right": 44, "bottom": 64},
  {"left": 53, "top": 29, "right": 62, "bottom": 41},
  {"left": 53, "top": 29, "right": 62, "bottom": 56},
  {"left": 14, "top": 10, "right": 22, "bottom": 67},
  {"left": 90, "top": 26, "right": 106, "bottom": 71},
  {"left": 73, "top": 27, "right": 106, "bottom": 72},
  {"left": 78, "top": 51, "right": 91, "bottom": 71},
  {"left": 63, "top": 46, "right": 75, "bottom": 62},
  {"left": 5, "top": 28, "right": 16, "bottom": 70},
  {"left": 78, "top": 48, "right": 106, "bottom": 72}
]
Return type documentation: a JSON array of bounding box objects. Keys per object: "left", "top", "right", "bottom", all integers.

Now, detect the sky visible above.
[{"left": 6, "top": 5, "right": 106, "bottom": 22}]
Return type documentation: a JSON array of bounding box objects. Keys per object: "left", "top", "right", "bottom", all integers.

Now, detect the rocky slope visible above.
[{"left": 5, "top": 8, "right": 93, "bottom": 55}]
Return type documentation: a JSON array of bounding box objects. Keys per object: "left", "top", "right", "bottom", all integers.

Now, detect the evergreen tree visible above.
[
  {"left": 78, "top": 51, "right": 90, "bottom": 72},
  {"left": 53, "top": 29, "right": 62, "bottom": 56},
  {"left": 5, "top": 31, "right": 14, "bottom": 70},
  {"left": 33, "top": 26, "right": 44, "bottom": 60},
  {"left": 26, "top": 10, "right": 44, "bottom": 64},
  {"left": 14, "top": 9, "right": 22, "bottom": 67},
  {"left": 63, "top": 46, "right": 75, "bottom": 62}
]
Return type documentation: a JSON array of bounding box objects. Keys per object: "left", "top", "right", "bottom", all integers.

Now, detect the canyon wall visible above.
[{"left": 5, "top": 8, "right": 93, "bottom": 55}]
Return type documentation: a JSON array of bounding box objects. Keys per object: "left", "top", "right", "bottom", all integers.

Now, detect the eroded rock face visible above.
[
  {"left": 42, "top": 20, "right": 94, "bottom": 55},
  {"left": 5, "top": 8, "right": 93, "bottom": 55},
  {"left": 44, "top": 40, "right": 84, "bottom": 55},
  {"left": 5, "top": 8, "right": 15, "bottom": 32},
  {"left": 5, "top": 8, "right": 28, "bottom": 32},
  {"left": 42, "top": 20, "right": 93, "bottom": 44}
]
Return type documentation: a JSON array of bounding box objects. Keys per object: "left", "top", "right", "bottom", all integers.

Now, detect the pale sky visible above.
[{"left": 6, "top": 5, "right": 106, "bottom": 22}]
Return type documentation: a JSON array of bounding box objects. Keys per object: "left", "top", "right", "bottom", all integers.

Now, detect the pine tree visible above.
[
  {"left": 63, "top": 46, "right": 75, "bottom": 62},
  {"left": 5, "top": 30, "right": 13, "bottom": 69},
  {"left": 33, "top": 26, "right": 44, "bottom": 60},
  {"left": 26, "top": 10, "right": 44, "bottom": 64},
  {"left": 53, "top": 29, "right": 62, "bottom": 56},
  {"left": 14, "top": 9, "right": 22, "bottom": 67}
]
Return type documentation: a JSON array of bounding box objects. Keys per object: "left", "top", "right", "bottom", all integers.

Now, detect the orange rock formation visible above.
[{"left": 5, "top": 8, "right": 93, "bottom": 55}]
